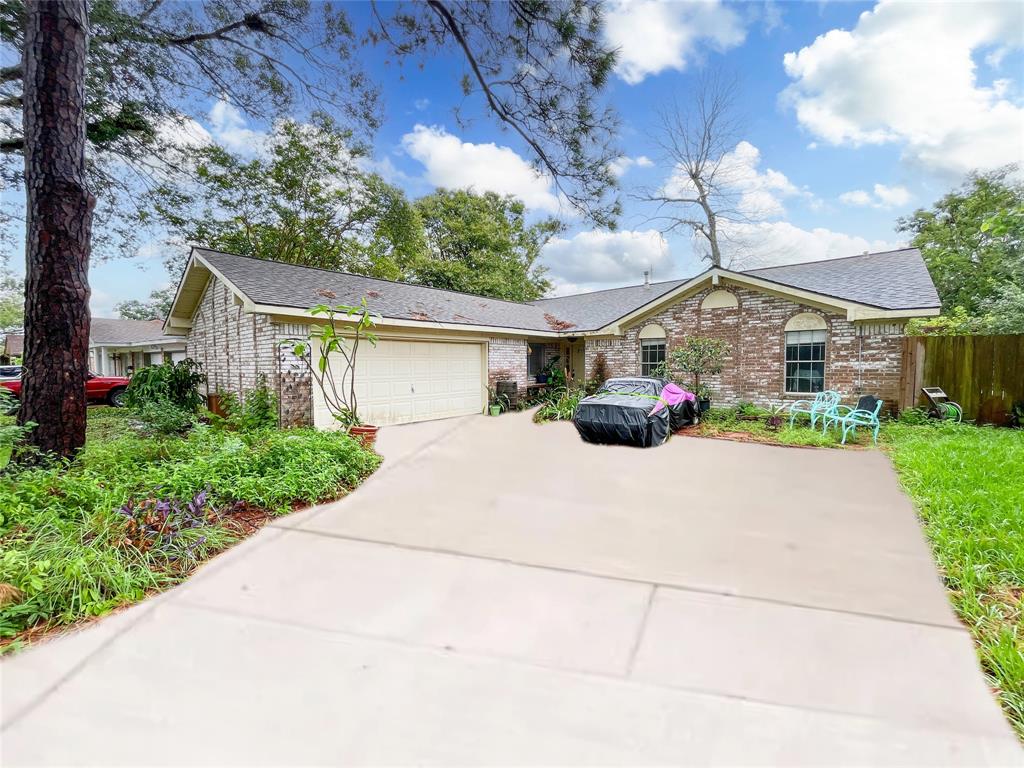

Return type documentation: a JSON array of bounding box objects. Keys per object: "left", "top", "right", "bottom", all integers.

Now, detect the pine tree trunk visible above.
[{"left": 19, "top": 0, "right": 95, "bottom": 458}]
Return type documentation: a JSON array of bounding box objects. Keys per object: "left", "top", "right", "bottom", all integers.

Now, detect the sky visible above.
[{"left": 5, "top": 0, "right": 1024, "bottom": 315}]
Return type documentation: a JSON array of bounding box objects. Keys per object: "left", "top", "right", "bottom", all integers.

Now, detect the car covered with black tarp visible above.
[{"left": 572, "top": 377, "right": 697, "bottom": 448}]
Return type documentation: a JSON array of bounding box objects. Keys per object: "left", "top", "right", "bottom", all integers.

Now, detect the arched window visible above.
[
  {"left": 638, "top": 324, "right": 666, "bottom": 376},
  {"left": 784, "top": 313, "right": 827, "bottom": 393},
  {"left": 701, "top": 289, "right": 738, "bottom": 310}
]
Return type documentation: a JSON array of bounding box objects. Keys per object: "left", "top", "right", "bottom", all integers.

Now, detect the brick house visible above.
[{"left": 164, "top": 247, "right": 940, "bottom": 427}]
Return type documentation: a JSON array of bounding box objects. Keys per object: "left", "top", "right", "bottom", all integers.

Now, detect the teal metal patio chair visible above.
[
  {"left": 787, "top": 390, "right": 840, "bottom": 429},
  {"left": 823, "top": 394, "right": 884, "bottom": 444}
]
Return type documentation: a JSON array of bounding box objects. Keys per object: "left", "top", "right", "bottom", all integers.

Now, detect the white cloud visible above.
[
  {"left": 208, "top": 99, "right": 267, "bottom": 153},
  {"left": 400, "top": 125, "right": 562, "bottom": 212},
  {"left": 781, "top": 1, "right": 1024, "bottom": 177},
  {"left": 414, "top": 98, "right": 430, "bottom": 111},
  {"left": 718, "top": 219, "right": 902, "bottom": 269},
  {"left": 839, "top": 189, "right": 873, "bottom": 207},
  {"left": 605, "top": 0, "right": 747, "bottom": 85},
  {"left": 608, "top": 154, "right": 654, "bottom": 177},
  {"left": 540, "top": 229, "right": 672, "bottom": 285},
  {"left": 872, "top": 183, "right": 912, "bottom": 207},
  {"left": 664, "top": 140, "right": 809, "bottom": 219},
  {"left": 839, "top": 183, "right": 912, "bottom": 209},
  {"left": 155, "top": 115, "right": 212, "bottom": 150}
]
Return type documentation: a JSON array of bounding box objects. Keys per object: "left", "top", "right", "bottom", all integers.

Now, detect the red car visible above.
[{"left": 1, "top": 372, "right": 131, "bottom": 407}]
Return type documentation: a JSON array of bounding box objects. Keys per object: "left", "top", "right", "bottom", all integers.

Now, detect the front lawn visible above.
[
  {"left": 692, "top": 406, "right": 866, "bottom": 447},
  {"left": 0, "top": 407, "right": 380, "bottom": 648},
  {"left": 884, "top": 422, "right": 1024, "bottom": 738}
]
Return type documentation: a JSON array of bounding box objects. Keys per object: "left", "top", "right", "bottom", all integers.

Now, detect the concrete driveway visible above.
[{"left": 2, "top": 412, "right": 1019, "bottom": 765}]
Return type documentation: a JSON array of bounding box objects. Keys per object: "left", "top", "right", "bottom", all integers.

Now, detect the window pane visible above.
[{"left": 785, "top": 328, "right": 827, "bottom": 392}]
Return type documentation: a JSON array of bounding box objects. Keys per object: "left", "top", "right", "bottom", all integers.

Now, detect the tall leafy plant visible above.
[
  {"left": 123, "top": 360, "right": 205, "bottom": 412},
  {"left": 283, "top": 297, "right": 378, "bottom": 429},
  {"left": 667, "top": 337, "right": 730, "bottom": 399}
]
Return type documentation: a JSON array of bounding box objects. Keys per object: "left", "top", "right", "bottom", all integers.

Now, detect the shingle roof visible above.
[
  {"left": 192, "top": 246, "right": 939, "bottom": 334},
  {"left": 741, "top": 248, "right": 940, "bottom": 310},
  {"left": 197, "top": 248, "right": 562, "bottom": 332},
  {"left": 530, "top": 279, "right": 687, "bottom": 330},
  {"left": 91, "top": 318, "right": 181, "bottom": 345}
]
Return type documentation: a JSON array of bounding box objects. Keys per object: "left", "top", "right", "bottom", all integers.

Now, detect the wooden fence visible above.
[{"left": 899, "top": 334, "right": 1024, "bottom": 424}]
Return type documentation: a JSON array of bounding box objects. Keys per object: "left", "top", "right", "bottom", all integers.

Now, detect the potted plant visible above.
[
  {"left": 667, "top": 337, "right": 730, "bottom": 413},
  {"left": 282, "top": 292, "right": 380, "bottom": 449},
  {"left": 488, "top": 388, "right": 510, "bottom": 416},
  {"left": 536, "top": 354, "right": 560, "bottom": 384}
]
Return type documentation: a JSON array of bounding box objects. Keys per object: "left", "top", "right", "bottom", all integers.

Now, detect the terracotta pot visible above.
[{"left": 349, "top": 424, "right": 380, "bottom": 450}]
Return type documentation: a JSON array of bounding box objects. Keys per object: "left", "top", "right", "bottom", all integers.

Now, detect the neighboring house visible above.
[
  {"left": 1, "top": 332, "right": 23, "bottom": 364},
  {"left": 164, "top": 246, "right": 940, "bottom": 427},
  {"left": 90, "top": 318, "right": 187, "bottom": 376}
]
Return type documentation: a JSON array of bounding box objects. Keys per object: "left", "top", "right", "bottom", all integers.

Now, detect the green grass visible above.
[
  {"left": 0, "top": 407, "right": 381, "bottom": 645},
  {"left": 883, "top": 422, "right": 1024, "bottom": 738},
  {"left": 697, "top": 407, "right": 872, "bottom": 448}
]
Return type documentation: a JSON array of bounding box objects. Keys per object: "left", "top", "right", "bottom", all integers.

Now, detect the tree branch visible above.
[{"left": 0, "top": 64, "right": 22, "bottom": 84}]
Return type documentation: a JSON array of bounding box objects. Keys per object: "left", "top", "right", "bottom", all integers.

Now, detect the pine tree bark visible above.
[{"left": 19, "top": 0, "right": 95, "bottom": 458}]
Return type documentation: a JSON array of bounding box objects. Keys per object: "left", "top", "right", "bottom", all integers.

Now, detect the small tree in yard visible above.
[
  {"left": 283, "top": 296, "right": 378, "bottom": 430},
  {"left": 667, "top": 337, "right": 730, "bottom": 400}
]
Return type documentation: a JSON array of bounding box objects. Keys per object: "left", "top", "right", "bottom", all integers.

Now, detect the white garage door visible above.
[{"left": 313, "top": 339, "right": 485, "bottom": 428}]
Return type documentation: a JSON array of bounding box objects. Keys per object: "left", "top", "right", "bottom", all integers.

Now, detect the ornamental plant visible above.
[
  {"left": 282, "top": 295, "right": 378, "bottom": 430},
  {"left": 123, "top": 359, "right": 206, "bottom": 412},
  {"left": 667, "top": 337, "right": 730, "bottom": 400}
]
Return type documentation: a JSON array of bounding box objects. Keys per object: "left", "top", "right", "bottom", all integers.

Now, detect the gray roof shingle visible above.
[
  {"left": 194, "top": 246, "right": 938, "bottom": 334},
  {"left": 530, "top": 280, "right": 687, "bottom": 330},
  {"left": 197, "top": 248, "right": 561, "bottom": 332},
  {"left": 91, "top": 318, "right": 181, "bottom": 345},
  {"left": 740, "top": 248, "right": 940, "bottom": 310}
]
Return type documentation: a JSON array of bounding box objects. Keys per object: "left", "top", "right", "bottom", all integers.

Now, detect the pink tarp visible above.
[{"left": 649, "top": 382, "right": 695, "bottom": 415}]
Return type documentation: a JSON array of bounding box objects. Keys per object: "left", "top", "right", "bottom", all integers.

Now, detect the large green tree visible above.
[
  {"left": 897, "top": 167, "right": 1024, "bottom": 316},
  {"left": 6, "top": 0, "right": 620, "bottom": 457},
  {"left": 412, "top": 189, "right": 558, "bottom": 302},
  {"left": 115, "top": 286, "right": 173, "bottom": 321},
  {"left": 148, "top": 116, "right": 422, "bottom": 280},
  {"left": 0, "top": 271, "right": 23, "bottom": 331}
]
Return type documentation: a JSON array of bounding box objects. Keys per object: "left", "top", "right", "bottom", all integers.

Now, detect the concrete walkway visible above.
[{"left": 2, "top": 412, "right": 1019, "bottom": 765}]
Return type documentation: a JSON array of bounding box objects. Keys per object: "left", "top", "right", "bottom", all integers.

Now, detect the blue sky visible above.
[{"left": 7, "top": 0, "right": 1024, "bottom": 314}]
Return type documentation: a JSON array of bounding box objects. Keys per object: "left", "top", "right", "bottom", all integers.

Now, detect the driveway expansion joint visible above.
[{"left": 283, "top": 525, "right": 969, "bottom": 635}]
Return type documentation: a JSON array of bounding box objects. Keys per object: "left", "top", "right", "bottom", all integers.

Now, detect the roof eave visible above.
[
  {"left": 249, "top": 302, "right": 563, "bottom": 338},
  {"left": 591, "top": 267, "right": 941, "bottom": 334}
]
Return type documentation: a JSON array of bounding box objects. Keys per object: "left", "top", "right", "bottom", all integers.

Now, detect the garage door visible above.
[{"left": 313, "top": 339, "right": 485, "bottom": 428}]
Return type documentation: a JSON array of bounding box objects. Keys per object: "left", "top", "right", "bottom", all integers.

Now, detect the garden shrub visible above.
[
  {"left": 217, "top": 376, "right": 278, "bottom": 432},
  {"left": 533, "top": 387, "right": 583, "bottom": 423},
  {"left": 123, "top": 359, "right": 205, "bottom": 411},
  {"left": 134, "top": 398, "right": 198, "bottom": 436}
]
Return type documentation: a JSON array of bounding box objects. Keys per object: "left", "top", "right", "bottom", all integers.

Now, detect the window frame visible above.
[
  {"left": 784, "top": 328, "right": 827, "bottom": 395},
  {"left": 640, "top": 338, "right": 666, "bottom": 377}
]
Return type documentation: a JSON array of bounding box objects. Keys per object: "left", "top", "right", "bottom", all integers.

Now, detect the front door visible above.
[{"left": 569, "top": 341, "right": 586, "bottom": 384}]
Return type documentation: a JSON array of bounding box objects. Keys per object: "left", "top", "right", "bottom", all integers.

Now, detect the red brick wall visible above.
[{"left": 585, "top": 285, "right": 906, "bottom": 411}]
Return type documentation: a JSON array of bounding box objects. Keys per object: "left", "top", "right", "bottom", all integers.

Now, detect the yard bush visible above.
[
  {"left": 123, "top": 359, "right": 205, "bottom": 412},
  {"left": 213, "top": 376, "right": 278, "bottom": 432},
  {"left": 0, "top": 408, "right": 381, "bottom": 642},
  {"left": 133, "top": 398, "right": 198, "bottom": 436},
  {"left": 533, "top": 387, "right": 584, "bottom": 423}
]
